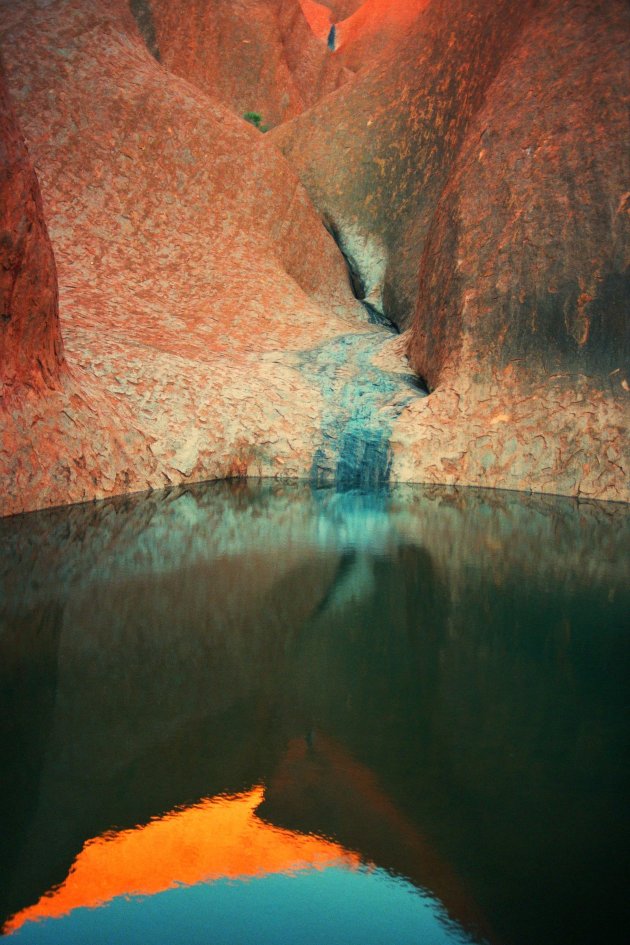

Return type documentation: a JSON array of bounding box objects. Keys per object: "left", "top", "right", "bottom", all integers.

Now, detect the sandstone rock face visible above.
[
  {"left": 0, "top": 67, "right": 63, "bottom": 394},
  {"left": 144, "top": 0, "right": 351, "bottom": 128},
  {"left": 394, "top": 0, "right": 630, "bottom": 501},
  {"left": 273, "top": 0, "right": 540, "bottom": 328},
  {"left": 0, "top": 0, "right": 367, "bottom": 516},
  {"left": 409, "top": 0, "right": 630, "bottom": 393},
  {"left": 275, "top": 0, "right": 628, "bottom": 502},
  {"left": 335, "top": 0, "right": 430, "bottom": 70},
  {"left": 317, "top": 0, "right": 363, "bottom": 19},
  {"left": 299, "top": 0, "right": 333, "bottom": 41},
  {"left": 298, "top": 0, "right": 365, "bottom": 40}
]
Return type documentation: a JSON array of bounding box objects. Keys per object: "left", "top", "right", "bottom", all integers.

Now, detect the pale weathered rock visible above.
[{"left": 0, "top": 0, "right": 366, "bottom": 516}]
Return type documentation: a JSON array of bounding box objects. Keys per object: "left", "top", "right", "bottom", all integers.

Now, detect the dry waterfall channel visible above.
[{"left": 297, "top": 319, "right": 427, "bottom": 488}]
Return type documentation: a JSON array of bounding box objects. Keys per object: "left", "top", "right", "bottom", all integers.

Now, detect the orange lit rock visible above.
[
  {"left": 335, "top": 0, "right": 430, "bottom": 70},
  {"left": 144, "top": 0, "right": 351, "bottom": 128},
  {"left": 317, "top": 0, "right": 363, "bottom": 19},
  {"left": 299, "top": 0, "right": 333, "bottom": 41},
  {"left": 0, "top": 67, "right": 63, "bottom": 394}
]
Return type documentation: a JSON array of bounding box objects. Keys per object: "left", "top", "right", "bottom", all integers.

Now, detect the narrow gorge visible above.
[{"left": 0, "top": 0, "right": 627, "bottom": 515}]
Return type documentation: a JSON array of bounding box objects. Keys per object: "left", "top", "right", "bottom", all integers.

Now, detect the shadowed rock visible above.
[
  {"left": 408, "top": 0, "right": 630, "bottom": 393},
  {"left": 273, "top": 0, "right": 540, "bottom": 327},
  {"left": 0, "top": 65, "right": 63, "bottom": 394}
]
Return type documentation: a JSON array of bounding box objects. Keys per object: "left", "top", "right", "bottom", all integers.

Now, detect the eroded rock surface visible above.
[
  {"left": 145, "top": 0, "right": 351, "bottom": 128},
  {"left": 0, "top": 0, "right": 628, "bottom": 513},
  {"left": 273, "top": 0, "right": 540, "bottom": 327},
  {"left": 409, "top": 0, "right": 630, "bottom": 391},
  {"left": 0, "top": 67, "right": 63, "bottom": 394},
  {"left": 334, "top": 0, "right": 430, "bottom": 71},
  {"left": 274, "top": 0, "right": 629, "bottom": 502},
  {"left": 393, "top": 0, "right": 629, "bottom": 501},
  {"left": 0, "top": 0, "right": 369, "bottom": 516}
]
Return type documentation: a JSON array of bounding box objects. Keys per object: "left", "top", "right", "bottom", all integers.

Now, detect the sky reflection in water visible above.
[{"left": 0, "top": 481, "right": 628, "bottom": 944}]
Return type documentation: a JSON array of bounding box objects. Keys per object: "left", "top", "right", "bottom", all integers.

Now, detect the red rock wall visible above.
[
  {"left": 0, "top": 0, "right": 627, "bottom": 511},
  {"left": 277, "top": 0, "right": 353, "bottom": 105},
  {"left": 298, "top": 0, "right": 365, "bottom": 38},
  {"left": 299, "top": 0, "right": 332, "bottom": 40},
  {"left": 318, "top": 0, "right": 363, "bottom": 18},
  {"left": 0, "top": 0, "right": 365, "bottom": 516},
  {"left": 144, "top": 0, "right": 350, "bottom": 128},
  {"left": 389, "top": 0, "right": 629, "bottom": 501},
  {"left": 273, "top": 0, "right": 541, "bottom": 327},
  {"left": 408, "top": 0, "right": 630, "bottom": 393},
  {"left": 335, "top": 0, "right": 431, "bottom": 71},
  {"left": 0, "top": 65, "right": 63, "bottom": 394}
]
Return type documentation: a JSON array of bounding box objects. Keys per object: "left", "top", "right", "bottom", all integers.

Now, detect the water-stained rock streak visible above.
[{"left": 297, "top": 333, "right": 427, "bottom": 489}]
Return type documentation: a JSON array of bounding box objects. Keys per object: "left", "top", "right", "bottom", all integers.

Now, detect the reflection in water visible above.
[
  {"left": 0, "top": 481, "right": 628, "bottom": 945},
  {"left": 4, "top": 787, "right": 360, "bottom": 934}
]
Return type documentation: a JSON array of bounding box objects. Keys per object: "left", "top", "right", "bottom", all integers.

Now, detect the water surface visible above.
[{"left": 0, "top": 481, "right": 628, "bottom": 944}]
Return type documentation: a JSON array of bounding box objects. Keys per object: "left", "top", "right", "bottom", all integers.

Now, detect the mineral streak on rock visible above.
[
  {"left": 297, "top": 332, "right": 426, "bottom": 489},
  {"left": 128, "top": 0, "right": 161, "bottom": 61},
  {"left": 0, "top": 66, "right": 63, "bottom": 395}
]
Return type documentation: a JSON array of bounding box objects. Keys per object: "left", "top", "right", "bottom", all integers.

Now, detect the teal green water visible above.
[{"left": 0, "top": 481, "right": 628, "bottom": 945}]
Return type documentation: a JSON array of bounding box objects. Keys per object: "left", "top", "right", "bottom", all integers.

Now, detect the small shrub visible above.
[{"left": 243, "top": 111, "right": 269, "bottom": 133}]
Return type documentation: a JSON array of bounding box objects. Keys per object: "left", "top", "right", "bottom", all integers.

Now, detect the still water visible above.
[{"left": 0, "top": 481, "right": 628, "bottom": 945}]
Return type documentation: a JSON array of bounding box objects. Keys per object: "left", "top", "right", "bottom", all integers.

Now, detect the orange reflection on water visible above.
[{"left": 4, "top": 785, "right": 361, "bottom": 934}]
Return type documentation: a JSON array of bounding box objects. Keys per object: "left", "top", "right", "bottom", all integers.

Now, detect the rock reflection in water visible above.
[{"left": 0, "top": 481, "right": 628, "bottom": 945}]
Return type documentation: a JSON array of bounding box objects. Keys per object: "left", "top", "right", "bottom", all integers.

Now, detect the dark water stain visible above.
[{"left": 129, "top": 0, "right": 161, "bottom": 61}]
